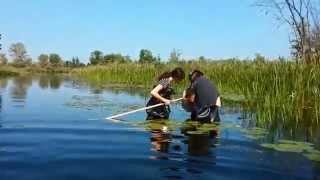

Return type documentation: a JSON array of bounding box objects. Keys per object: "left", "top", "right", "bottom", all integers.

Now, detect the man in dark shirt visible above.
[{"left": 182, "top": 70, "right": 221, "bottom": 123}]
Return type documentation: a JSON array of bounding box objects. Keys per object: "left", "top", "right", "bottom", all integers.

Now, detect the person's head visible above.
[
  {"left": 158, "top": 67, "right": 185, "bottom": 82},
  {"left": 182, "top": 87, "right": 195, "bottom": 112},
  {"left": 184, "top": 87, "right": 195, "bottom": 99},
  {"left": 188, "top": 69, "right": 204, "bottom": 82},
  {"left": 183, "top": 87, "right": 195, "bottom": 105}
]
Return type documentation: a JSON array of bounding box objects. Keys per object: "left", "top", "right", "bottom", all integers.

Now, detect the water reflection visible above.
[
  {"left": 0, "top": 92, "right": 2, "bottom": 127},
  {"left": 0, "top": 78, "right": 7, "bottom": 128},
  {"left": 49, "top": 75, "right": 63, "bottom": 89},
  {"left": 147, "top": 120, "right": 219, "bottom": 156},
  {"left": 90, "top": 88, "right": 104, "bottom": 95},
  {"left": 147, "top": 120, "right": 173, "bottom": 158},
  {"left": 38, "top": 75, "right": 63, "bottom": 90},
  {"left": 181, "top": 121, "right": 219, "bottom": 156},
  {"left": 150, "top": 126, "right": 171, "bottom": 153},
  {"left": 147, "top": 120, "right": 219, "bottom": 179},
  {"left": 10, "top": 76, "right": 32, "bottom": 107},
  {"left": 0, "top": 78, "right": 8, "bottom": 89}
]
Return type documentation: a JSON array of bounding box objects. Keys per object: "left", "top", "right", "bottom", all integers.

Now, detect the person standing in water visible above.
[
  {"left": 182, "top": 70, "right": 221, "bottom": 123},
  {"left": 146, "top": 67, "right": 185, "bottom": 120}
]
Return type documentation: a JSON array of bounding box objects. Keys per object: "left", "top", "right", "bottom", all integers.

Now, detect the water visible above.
[{"left": 0, "top": 75, "right": 319, "bottom": 180}]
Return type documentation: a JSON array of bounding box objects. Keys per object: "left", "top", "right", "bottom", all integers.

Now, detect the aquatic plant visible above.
[
  {"left": 261, "top": 139, "right": 320, "bottom": 162},
  {"left": 64, "top": 94, "right": 145, "bottom": 113},
  {"left": 72, "top": 61, "right": 320, "bottom": 142}
]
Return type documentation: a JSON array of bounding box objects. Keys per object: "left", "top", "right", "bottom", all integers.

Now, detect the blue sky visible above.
[{"left": 0, "top": 0, "right": 290, "bottom": 63}]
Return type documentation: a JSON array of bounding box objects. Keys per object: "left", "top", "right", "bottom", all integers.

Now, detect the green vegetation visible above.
[
  {"left": 262, "top": 140, "right": 320, "bottom": 162},
  {"left": 0, "top": 66, "right": 20, "bottom": 76},
  {"left": 72, "top": 58, "right": 320, "bottom": 135},
  {"left": 1, "top": 42, "right": 319, "bottom": 146},
  {"left": 0, "top": 65, "right": 71, "bottom": 75}
]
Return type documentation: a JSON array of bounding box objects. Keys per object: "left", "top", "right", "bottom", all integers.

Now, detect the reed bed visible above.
[{"left": 72, "top": 61, "right": 320, "bottom": 132}]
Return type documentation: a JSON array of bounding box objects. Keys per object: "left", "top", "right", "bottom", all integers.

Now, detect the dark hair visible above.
[
  {"left": 157, "top": 67, "right": 185, "bottom": 81},
  {"left": 188, "top": 69, "right": 204, "bottom": 81},
  {"left": 185, "top": 87, "right": 194, "bottom": 98}
]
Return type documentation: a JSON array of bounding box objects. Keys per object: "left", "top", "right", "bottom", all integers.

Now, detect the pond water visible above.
[{"left": 0, "top": 75, "right": 319, "bottom": 180}]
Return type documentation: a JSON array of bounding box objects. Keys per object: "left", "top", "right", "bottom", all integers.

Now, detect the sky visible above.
[{"left": 0, "top": 0, "right": 290, "bottom": 63}]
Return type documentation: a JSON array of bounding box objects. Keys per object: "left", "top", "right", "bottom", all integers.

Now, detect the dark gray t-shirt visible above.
[{"left": 190, "top": 76, "right": 219, "bottom": 109}]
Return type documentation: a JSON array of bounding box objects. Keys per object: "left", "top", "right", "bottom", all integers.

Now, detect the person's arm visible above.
[
  {"left": 150, "top": 84, "right": 171, "bottom": 105},
  {"left": 216, "top": 96, "right": 221, "bottom": 107},
  {"left": 183, "top": 90, "right": 195, "bottom": 103}
]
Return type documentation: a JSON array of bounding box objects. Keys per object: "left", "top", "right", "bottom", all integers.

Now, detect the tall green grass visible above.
[{"left": 72, "top": 61, "right": 320, "bottom": 133}]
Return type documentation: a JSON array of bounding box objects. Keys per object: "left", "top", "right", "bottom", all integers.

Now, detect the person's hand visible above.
[{"left": 163, "top": 99, "right": 171, "bottom": 105}]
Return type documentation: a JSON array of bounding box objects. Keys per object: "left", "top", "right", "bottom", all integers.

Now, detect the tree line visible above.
[
  {"left": 0, "top": 43, "right": 189, "bottom": 67},
  {"left": 0, "top": 42, "right": 86, "bottom": 67}
]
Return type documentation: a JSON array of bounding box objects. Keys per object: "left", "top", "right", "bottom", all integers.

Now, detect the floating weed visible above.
[
  {"left": 244, "top": 134, "right": 265, "bottom": 140},
  {"left": 197, "top": 123, "right": 219, "bottom": 132},
  {"left": 134, "top": 120, "right": 182, "bottom": 132},
  {"left": 111, "top": 104, "right": 143, "bottom": 114},
  {"left": 179, "top": 122, "right": 220, "bottom": 137},
  {"left": 187, "top": 131, "right": 209, "bottom": 135},
  {"left": 220, "top": 123, "right": 240, "bottom": 130},
  {"left": 64, "top": 95, "right": 113, "bottom": 110},
  {"left": 278, "top": 139, "right": 313, "bottom": 147},
  {"left": 261, "top": 143, "right": 311, "bottom": 153},
  {"left": 241, "top": 127, "right": 268, "bottom": 140},
  {"left": 261, "top": 140, "right": 320, "bottom": 162},
  {"left": 303, "top": 150, "right": 320, "bottom": 162},
  {"left": 64, "top": 95, "right": 142, "bottom": 113}
]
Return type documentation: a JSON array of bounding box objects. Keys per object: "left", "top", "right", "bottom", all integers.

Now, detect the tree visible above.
[
  {"left": 103, "top": 53, "right": 131, "bottom": 63},
  {"left": 71, "top": 56, "right": 80, "bottom": 67},
  {"left": 75, "top": 57, "right": 80, "bottom": 65},
  {"left": 89, "top": 50, "right": 103, "bottom": 65},
  {"left": 139, "top": 49, "right": 156, "bottom": 63},
  {"left": 256, "top": 0, "right": 320, "bottom": 63},
  {"left": 25, "top": 58, "right": 32, "bottom": 65},
  {"left": 0, "top": 53, "right": 8, "bottom": 65},
  {"left": 103, "top": 53, "right": 121, "bottom": 63},
  {"left": 156, "top": 54, "right": 161, "bottom": 62},
  {"left": 49, "top": 53, "right": 62, "bottom": 66},
  {"left": 65, "top": 57, "right": 84, "bottom": 67},
  {"left": 124, "top": 55, "right": 132, "bottom": 63},
  {"left": 169, "top": 49, "right": 182, "bottom": 63},
  {"left": 254, "top": 53, "right": 266, "bottom": 63},
  {"left": 199, "top": 56, "right": 206, "bottom": 62},
  {"left": 65, "top": 60, "right": 71, "bottom": 67},
  {"left": 38, "top": 54, "right": 49, "bottom": 67},
  {"left": 9, "top": 42, "right": 29, "bottom": 66}
]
